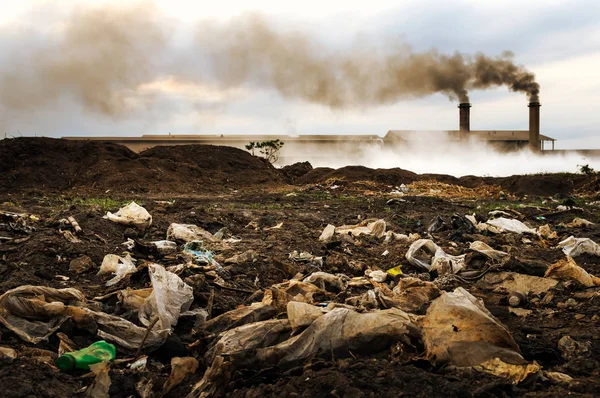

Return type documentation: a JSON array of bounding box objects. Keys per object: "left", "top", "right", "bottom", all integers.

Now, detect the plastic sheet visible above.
[
  {"left": 557, "top": 236, "right": 600, "bottom": 257},
  {"left": 104, "top": 202, "right": 152, "bottom": 229},
  {"left": 97, "top": 254, "right": 137, "bottom": 287}
]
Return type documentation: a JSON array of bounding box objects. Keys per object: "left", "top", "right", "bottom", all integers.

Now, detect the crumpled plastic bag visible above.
[
  {"left": 405, "top": 239, "right": 465, "bottom": 274},
  {"left": 422, "top": 287, "right": 540, "bottom": 383},
  {"left": 86, "top": 361, "right": 111, "bottom": 398},
  {"left": 335, "top": 219, "right": 387, "bottom": 238},
  {"left": 0, "top": 286, "right": 86, "bottom": 343},
  {"left": 286, "top": 301, "right": 324, "bottom": 331},
  {"left": 139, "top": 264, "right": 194, "bottom": 332},
  {"left": 191, "top": 307, "right": 419, "bottom": 397},
  {"left": 557, "top": 236, "right": 600, "bottom": 257},
  {"left": 318, "top": 224, "right": 336, "bottom": 242},
  {"left": 564, "top": 218, "right": 594, "bottom": 228},
  {"left": 485, "top": 217, "right": 536, "bottom": 234},
  {"left": 167, "top": 223, "right": 216, "bottom": 243},
  {"left": 195, "top": 303, "right": 277, "bottom": 336},
  {"left": 538, "top": 224, "right": 558, "bottom": 240},
  {"left": 544, "top": 257, "right": 600, "bottom": 287},
  {"left": 98, "top": 254, "right": 137, "bottom": 286},
  {"left": 469, "top": 241, "right": 509, "bottom": 261},
  {"left": 183, "top": 241, "right": 220, "bottom": 268},
  {"left": 162, "top": 357, "right": 199, "bottom": 396},
  {"left": 303, "top": 271, "right": 349, "bottom": 292},
  {"left": 262, "top": 280, "right": 326, "bottom": 309},
  {"left": 104, "top": 202, "right": 152, "bottom": 229}
]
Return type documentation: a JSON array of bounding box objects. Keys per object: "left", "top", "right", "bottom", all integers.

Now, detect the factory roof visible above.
[{"left": 385, "top": 130, "right": 555, "bottom": 141}]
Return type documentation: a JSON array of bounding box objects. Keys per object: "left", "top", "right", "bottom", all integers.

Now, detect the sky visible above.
[{"left": 0, "top": 0, "right": 599, "bottom": 149}]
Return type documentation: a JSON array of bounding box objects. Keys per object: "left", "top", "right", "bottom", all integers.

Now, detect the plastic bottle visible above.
[{"left": 56, "top": 340, "right": 116, "bottom": 371}]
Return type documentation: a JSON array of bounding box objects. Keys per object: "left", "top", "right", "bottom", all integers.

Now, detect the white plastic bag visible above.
[
  {"left": 104, "top": 202, "right": 152, "bottom": 229},
  {"left": 139, "top": 264, "right": 194, "bottom": 332},
  {"left": 318, "top": 224, "right": 335, "bottom": 242},
  {"left": 405, "top": 239, "right": 465, "bottom": 274},
  {"left": 557, "top": 236, "right": 600, "bottom": 257},
  {"left": 166, "top": 223, "right": 215, "bottom": 243},
  {"left": 485, "top": 217, "right": 536, "bottom": 234},
  {"left": 98, "top": 254, "right": 137, "bottom": 287}
]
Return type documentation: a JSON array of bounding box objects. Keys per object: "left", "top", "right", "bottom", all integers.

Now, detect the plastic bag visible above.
[
  {"left": 485, "top": 217, "right": 536, "bottom": 234},
  {"left": 196, "top": 303, "right": 277, "bottom": 336},
  {"left": 469, "top": 241, "right": 509, "bottom": 261},
  {"left": 286, "top": 301, "right": 323, "bottom": 331},
  {"left": 0, "top": 286, "right": 86, "bottom": 343},
  {"left": 422, "top": 287, "right": 539, "bottom": 383},
  {"left": 162, "top": 357, "right": 199, "bottom": 395},
  {"left": 183, "top": 241, "right": 220, "bottom": 268},
  {"left": 335, "top": 219, "right": 387, "bottom": 238},
  {"left": 139, "top": 264, "right": 194, "bottom": 332},
  {"left": 557, "top": 236, "right": 600, "bottom": 257},
  {"left": 318, "top": 224, "right": 335, "bottom": 242},
  {"left": 544, "top": 257, "right": 600, "bottom": 287},
  {"left": 262, "top": 280, "right": 326, "bottom": 309},
  {"left": 405, "top": 239, "right": 465, "bottom": 274},
  {"left": 97, "top": 254, "right": 137, "bottom": 287},
  {"left": 167, "top": 223, "right": 215, "bottom": 243},
  {"left": 103, "top": 202, "right": 152, "bottom": 229},
  {"left": 303, "top": 272, "right": 349, "bottom": 292}
]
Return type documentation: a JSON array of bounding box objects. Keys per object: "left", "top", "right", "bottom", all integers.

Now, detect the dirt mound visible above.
[
  {"left": 494, "top": 174, "right": 591, "bottom": 197},
  {"left": 280, "top": 161, "right": 313, "bottom": 182},
  {"left": 0, "top": 138, "right": 282, "bottom": 194},
  {"left": 297, "top": 165, "right": 418, "bottom": 186}
]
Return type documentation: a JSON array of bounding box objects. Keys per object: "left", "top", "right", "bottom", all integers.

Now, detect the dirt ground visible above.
[{"left": 1, "top": 137, "right": 600, "bottom": 397}]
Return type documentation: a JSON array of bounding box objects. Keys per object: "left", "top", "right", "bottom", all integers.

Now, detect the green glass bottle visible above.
[{"left": 56, "top": 340, "right": 116, "bottom": 371}]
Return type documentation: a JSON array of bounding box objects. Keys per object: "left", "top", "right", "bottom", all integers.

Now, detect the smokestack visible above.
[
  {"left": 528, "top": 102, "right": 541, "bottom": 152},
  {"left": 458, "top": 103, "right": 471, "bottom": 139}
]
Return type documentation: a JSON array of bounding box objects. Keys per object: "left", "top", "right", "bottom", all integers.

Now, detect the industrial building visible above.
[{"left": 63, "top": 102, "right": 555, "bottom": 160}]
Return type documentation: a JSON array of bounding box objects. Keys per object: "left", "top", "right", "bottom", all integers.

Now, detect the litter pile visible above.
[{"left": 1, "top": 139, "right": 600, "bottom": 397}]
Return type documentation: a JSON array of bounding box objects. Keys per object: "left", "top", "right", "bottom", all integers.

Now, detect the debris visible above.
[
  {"left": 508, "top": 292, "right": 527, "bottom": 307},
  {"left": 486, "top": 217, "right": 537, "bottom": 234},
  {"left": 557, "top": 336, "right": 591, "bottom": 361},
  {"left": 422, "top": 287, "right": 540, "bottom": 383},
  {"left": 286, "top": 301, "right": 323, "bottom": 331},
  {"left": 405, "top": 239, "right": 465, "bottom": 274},
  {"left": 386, "top": 265, "right": 403, "bottom": 277},
  {"left": 69, "top": 255, "right": 95, "bottom": 274},
  {"left": 366, "top": 269, "right": 388, "bottom": 282},
  {"left": 545, "top": 371, "right": 573, "bottom": 385},
  {"left": 61, "top": 230, "right": 82, "bottom": 243},
  {"left": 289, "top": 250, "right": 323, "bottom": 267},
  {"left": 265, "top": 222, "right": 283, "bottom": 230},
  {"left": 383, "top": 231, "right": 413, "bottom": 244},
  {"left": 428, "top": 215, "right": 446, "bottom": 233},
  {"left": 262, "top": 280, "right": 326, "bottom": 308},
  {"left": 564, "top": 217, "right": 594, "bottom": 228},
  {"left": 195, "top": 303, "right": 277, "bottom": 336},
  {"left": 469, "top": 241, "right": 509, "bottom": 261},
  {"left": 138, "top": 264, "right": 194, "bottom": 332},
  {"left": 0, "top": 346, "right": 17, "bottom": 365},
  {"left": 183, "top": 241, "right": 220, "bottom": 267},
  {"left": 557, "top": 236, "right": 600, "bottom": 257},
  {"left": 335, "top": 219, "right": 387, "bottom": 238},
  {"left": 538, "top": 224, "right": 558, "bottom": 240},
  {"left": 162, "top": 357, "right": 199, "bottom": 396},
  {"left": 97, "top": 254, "right": 137, "bottom": 286},
  {"left": 56, "top": 341, "right": 116, "bottom": 371},
  {"left": 104, "top": 202, "right": 152, "bottom": 229},
  {"left": 167, "top": 223, "right": 216, "bottom": 243},
  {"left": 319, "top": 224, "right": 336, "bottom": 242},
  {"left": 153, "top": 240, "right": 178, "bottom": 255},
  {"left": 387, "top": 277, "right": 440, "bottom": 313},
  {"left": 477, "top": 272, "right": 558, "bottom": 295},
  {"left": 303, "top": 272, "right": 349, "bottom": 292},
  {"left": 544, "top": 257, "right": 600, "bottom": 287},
  {"left": 67, "top": 216, "right": 82, "bottom": 234},
  {"left": 224, "top": 250, "right": 258, "bottom": 265},
  {"left": 86, "top": 361, "right": 111, "bottom": 398}
]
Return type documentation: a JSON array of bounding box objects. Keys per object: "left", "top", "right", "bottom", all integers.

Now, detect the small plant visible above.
[
  {"left": 245, "top": 140, "right": 284, "bottom": 164},
  {"left": 578, "top": 164, "right": 595, "bottom": 175}
]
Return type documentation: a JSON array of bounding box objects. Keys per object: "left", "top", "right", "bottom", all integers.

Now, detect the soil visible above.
[{"left": 1, "top": 137, "right": 600, "bottom": 397}]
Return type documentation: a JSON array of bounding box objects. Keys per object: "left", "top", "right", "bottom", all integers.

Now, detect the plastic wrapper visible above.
[{"left": 103, "top": 202, "right": 152, "bottom": 229}]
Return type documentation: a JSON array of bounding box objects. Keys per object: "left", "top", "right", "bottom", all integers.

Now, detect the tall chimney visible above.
[
  {"left": 458, "top": 103, "right": 471, "bottom": 140},
  {"left": 528, "top": 102, "right": 541, "bottom": 152}
]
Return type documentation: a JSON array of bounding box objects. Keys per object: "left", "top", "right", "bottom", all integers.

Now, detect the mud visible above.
[{"left": 1, "top": 137, "right": 600, "bottom": 397}]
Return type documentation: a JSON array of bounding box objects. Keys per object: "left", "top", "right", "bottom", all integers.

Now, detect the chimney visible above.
[
  {"left": 528, "top": 102, "right": 541, "bottom": 152},
  {"left": 458, "top": 103, "right": 471, "bottom": 139}
]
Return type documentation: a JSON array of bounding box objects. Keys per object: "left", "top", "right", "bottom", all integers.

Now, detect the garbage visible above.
[
  {"left": 477, "top": 272, "right": 558, "bottom": 295},
  {"left": 557, "top": 236, "right": 600, "bottom": 257},
  {"left": 386, "top": 277, "right": 440, "bottom": 313},
  {"left": 262, "top": 280, "right": 326, "bottom": 308},
  {"left": 0, "top": 346, "right": 17, "bottom": 365},
  {"left": 69, "top": 255, "right": 95, "bottom": 274},
  {"left": 224, "top": 250, "right": 258, "bottom": 265},
  {"left": 288, "top": 250, "right": 323, "bottom": 267},
  {"left": 303, "top": 272, "right": 349, "bottom": 292},
  {"left": 265, "top": 222, "right": 284, "bottom": 230},
  {"left": 427, "top": 215, "right": 446, "bottom": 233},
  {"left": 97, "top": 254, "right": 137, "bottom": 286},
  {"left": 469, "top": 241, "right": 509, "bottom": 261},
  {"left": 486, "top": 217, "right": 537, "bottom": 234},
  {"left": 405, "top": 239, "right": 465, "bottom": 275},
  {"left": 334, "top": 219, "right": 387, "bottom": 238},
  {"left": 56, "top": 340, "right": 116, "bottom": 371},
  {"left": 191, "top": 307, "right": 419, "bottom": 397},
  {"left": 544, "top": 257, "right": 600, "bottom": 287},
  {"left": 383, "top": 231, "right": 413, "bottom": 244},
  {"left": 422, "top": 287, "right": 540, "bottom": 383},
  {"left": 104, "top": 202, "right": 152, "bottom": 229},
  {"left": 557, "top": 336, "right": 591, "bottom": 361},
  {"left": 183, "top": 241, "right": 220, "bottom": 267},
  {"left": 545, "top": 371, "right": 573, "bottom": 385},
  {"left": 195, "top": 303, "right": 277, "bottom": 336},
  {"left": 318, "top": 224, "right": 336, "bottom": 242},
  {"left": 86, "top": 361, "right": 111, "bottom": 398},
  {"left": 286, "top": 301, "right": 323, "bottom": 331},
  {"left": 167, "top": 223, "right": 216, "bottom": 243},
  {"left": 538, "top": 224, "right": 558, "bottom": 240},
  {"left": 162, "top": 357, "right": 199, "bottom": 396},
  {"left": 366, "top": 269, "right": 387, "bottom": 282},
  {"left": 386, "top": 265, "right": 403, "bottom": 277},
  {"left": 565, "top": 217, "right": 594, "bottom": 228},
  {"left": 0, "top": 285, "right": 86, "bottom": 343},
  {"left": 153, "top": 240, "right": 178, "bottom": 255},
  {"left": 508, "top": 292, "right": 527, "bottom": 307},
  {"left": 138, "top": 264, "right": 194, "bottom": 332}
]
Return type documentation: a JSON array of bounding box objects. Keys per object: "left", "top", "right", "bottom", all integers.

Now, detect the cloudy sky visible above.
[{"left": 0, "top": 0, "right": 598, "bottom": 149}]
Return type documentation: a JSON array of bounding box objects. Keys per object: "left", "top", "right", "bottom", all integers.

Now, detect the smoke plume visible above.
[{"left": 0, "top": 4, "right": 540, "bottom": 118}]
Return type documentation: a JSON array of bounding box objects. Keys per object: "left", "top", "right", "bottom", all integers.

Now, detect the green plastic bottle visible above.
[{"left": 56, "top": 340, "right": 116, "bottom": 371}]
